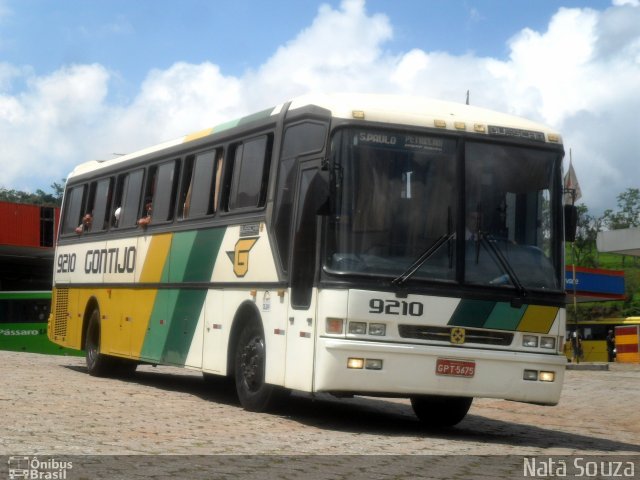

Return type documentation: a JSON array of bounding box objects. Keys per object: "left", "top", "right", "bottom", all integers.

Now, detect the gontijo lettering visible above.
[{"left": 84, "top": 247, "right": 136, "bottom": 274}]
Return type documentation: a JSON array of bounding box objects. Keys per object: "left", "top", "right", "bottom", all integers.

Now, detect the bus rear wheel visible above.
[
  {"left": 234, "top": 321, "right": 286, "bottom": 412},
  {"left": 85, "top": 309, "right": 116, "bottom": 377},
  {"left": 410, "top": 395, "right": 473, "bottom": 427}
]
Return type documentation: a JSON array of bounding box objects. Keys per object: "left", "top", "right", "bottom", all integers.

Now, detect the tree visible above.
[
  {"left": 602, "top": 188, "right": 640, "bottom": 267},
  {"left": 602, "top": 188, "right": 640, "bottom": 230},
  {"left": 0, "top": 179, "right": 65, "bottom": 207},
  {"left": 571, "top": 204, "right": 601, "bottom": 267}
]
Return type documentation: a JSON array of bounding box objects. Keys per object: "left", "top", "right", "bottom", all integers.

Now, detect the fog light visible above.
[
  {"left": 368, "top": 323, "right": 386, "bottom": 336},
  {"left": 365, "top": 359, "right": 383, "bottom": 370},
  {"left": 523, "top": 335, "right": 539, "bottom": 348},
  {"left": 348, "top": 322, "right": 367, "bottom": 335},
  {"left": 540, "top": 336, "right": 556, "bottom": 349},
  {"left": 347, "top": 357, "right": 364, "bottom": 369},
  {"left": 523, "top": 369, "right": 538, "bottom": 381},
  {"left": 539, "top": 371, "right": 555, "bottom": 382},
  {"left": 326, "top": 317, "right": 344, "bottom": 334}
]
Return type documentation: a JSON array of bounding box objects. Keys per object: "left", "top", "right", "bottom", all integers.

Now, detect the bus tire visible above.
[
  {"left": 234, "top": 320, "right": 286, "bottom": 412},
  {"left": 410, "top": 395, "right": 472, "bottom": 427},
  {"left": 85, "top": 309, "right": 115, "bottom": 377},
  {"left": 116, "top": 359, "right": 138, "bottom": 377}
]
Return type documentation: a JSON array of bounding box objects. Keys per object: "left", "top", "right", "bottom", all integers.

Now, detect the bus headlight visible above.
[
  {"left": 365, "top": 359, "right": 383, "bottom": 370},
  {"left": 368, "top": 323, "right": 386, "bottom": 336},
  {"left": 539, "top": 371, "right": 555, "bottom": 382},
  {"left": 348, "top": 322, "right": 367, "bottom": 335},
  {"left": 347, "top": 357, "right": 364, "bottom": 369},
  {"left": 523, "top": 335, "right": 539, "bottom": 348},
  {"left": 540, "top": 336, "right": 556, "bottom": 349}
]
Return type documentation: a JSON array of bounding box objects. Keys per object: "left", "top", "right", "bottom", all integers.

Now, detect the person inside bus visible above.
[
  {"left": 74, "top": 213, "right": 93, "bottom": 234},
  {"left": 112, "top": 206, "right": 121, "bottom": 227},
  {"left": 139, "top": 169, "right": 157, "bottom": 227},
  {"left": 137, "top": 202, "right": 152, "bottom": 227}
]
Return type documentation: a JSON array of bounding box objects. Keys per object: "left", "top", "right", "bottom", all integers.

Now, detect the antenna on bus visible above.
[{"left": 465, "top": 90, "right": 470, "bottom": 105}]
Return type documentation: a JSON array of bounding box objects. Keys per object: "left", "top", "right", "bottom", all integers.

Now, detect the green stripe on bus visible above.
[
  {"left": 161, "top": 228, "right": 224, "bottom": 364},
  {"left": 162, "top": 289, "right": 208, "bottom": 365},
  {"left": 183, "top": 228, "right": 225, "bottom": 282},
  {"left": 448, "top": 299, "right": 495, "bottom": 328},
  {"left": 484, "top": 302, "right": 527, "bottom": 330},
  {"left": 141, "top": 227, "right": 225, "bottom": 364}
]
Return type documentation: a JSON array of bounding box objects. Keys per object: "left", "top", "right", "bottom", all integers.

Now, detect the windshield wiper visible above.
[
  {"left": 480, "top": 233, "right": 528, "bottom": 304},
  {"left": 392, "top": 233, "right": 454, "bottom": 287}
]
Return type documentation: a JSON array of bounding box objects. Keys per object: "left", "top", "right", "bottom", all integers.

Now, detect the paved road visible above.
[{"left": 1, "top": 351, "right": 638, "bottom": 478}]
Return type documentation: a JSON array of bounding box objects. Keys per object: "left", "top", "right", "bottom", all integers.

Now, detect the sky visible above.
[{"left": 1, "top": 0, "right": 639, "bottom": 214}]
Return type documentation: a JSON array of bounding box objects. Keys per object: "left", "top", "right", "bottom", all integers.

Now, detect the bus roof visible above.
[{"left": 68, "top": 93, "right": 563, "bottom": 180}]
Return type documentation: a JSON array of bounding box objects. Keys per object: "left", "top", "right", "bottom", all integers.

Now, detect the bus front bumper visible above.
[{"left": 314, "top": 338, "right": 566, "bottom": 406}]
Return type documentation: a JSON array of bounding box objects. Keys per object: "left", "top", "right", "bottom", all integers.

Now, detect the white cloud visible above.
[
  {"left": 0, "top": 64, "right": 110, "bottom": 188},
  {"left": 0, "top": 0, "right": 639, "bottom": 214}
]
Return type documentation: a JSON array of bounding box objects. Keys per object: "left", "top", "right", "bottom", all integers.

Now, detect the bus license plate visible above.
[{"left": 436, "top": 358, "right": 475, "bottom": 377}]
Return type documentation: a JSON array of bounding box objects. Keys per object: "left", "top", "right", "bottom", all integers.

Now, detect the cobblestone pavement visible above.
[{"left": 1, "top": 351, "right": 639, "bottom": 478}]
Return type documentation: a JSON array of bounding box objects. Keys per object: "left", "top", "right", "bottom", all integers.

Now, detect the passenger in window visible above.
[
  {"left": 113, "top": 207, "right": 121, "bottom": 227},
  {"left": 137, "top": 202, "right": 152, "bottom": 227},
  {"left": 74, "top": 213, "right": 93, "bottom": 234}
]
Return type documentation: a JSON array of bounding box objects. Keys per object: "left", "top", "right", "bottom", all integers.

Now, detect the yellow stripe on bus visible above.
[
  {"left": 183, "top": 128, "right": 215, "bottom": 143},
  {"left": 139, "top": 233, "right": 172, "bottom": 283},
  {"left": 517, "top": 305, "right": 558, "bottom": 334}
]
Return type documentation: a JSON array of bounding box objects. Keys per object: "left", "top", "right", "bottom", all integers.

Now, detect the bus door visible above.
[{"left": 285, "top": 160, "right": 327, "bottom": 391}]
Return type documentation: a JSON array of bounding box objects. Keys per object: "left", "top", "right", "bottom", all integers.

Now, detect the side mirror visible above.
[{"left": 564, "top": 204, "right": 578, "bottom": 242}]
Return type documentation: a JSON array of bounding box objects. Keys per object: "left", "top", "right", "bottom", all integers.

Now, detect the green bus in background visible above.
[{"left": 0, "top": 291, "right": 81, "bottom": 355}]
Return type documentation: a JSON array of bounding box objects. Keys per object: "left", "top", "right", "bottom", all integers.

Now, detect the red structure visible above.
[
  {"left": 0, "top": 201, "right": 59, "bottom": 290},
  {"left": 0, "top": 201, "right": 59, "bottom": 248}
]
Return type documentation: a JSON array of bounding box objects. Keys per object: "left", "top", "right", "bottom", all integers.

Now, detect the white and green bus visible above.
[{"left": 49, "top": 94, "right": 569, "bottom": 426}]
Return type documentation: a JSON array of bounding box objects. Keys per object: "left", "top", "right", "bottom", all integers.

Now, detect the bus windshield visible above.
[{"left": 325, "top": 128, "right": 562, "bottom": 292}]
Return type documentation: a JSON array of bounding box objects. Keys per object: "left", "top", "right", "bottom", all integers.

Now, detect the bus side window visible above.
[
  {"left": 61, "top": 185, "right": 86, "bottom": 235},
  {"left": 67, "top": 181, "right": 95, "bottom": 236},
  {"left": 90, "top": 178, "right": 113, "bottom": 232},
  {"left": 227, "top": 134, "right": 272, "bottom": 211},
  {"left": 153, "top": 159, "right": 180, "bottom": 224},
  {"left": 179, "top": 149, "right": 220, "bottom": 219},
  {"left": 138, "top": 166, "right": 158, "bottom": 227},
  {"left": 213, "top": 150, "right": 224, "bottom": 212},
  {"left": 111, "top": 169, "right": 144, "bottom": 229}
]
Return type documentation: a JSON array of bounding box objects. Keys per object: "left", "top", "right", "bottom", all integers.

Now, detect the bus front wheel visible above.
[
  {"left": 410, "top": 395, "right": 472, "bottom": 427},
  {"left": 234, "top": 321, "right": 286, "bottom": 412},
  {"left": 85, "top": 309, "right": 115, "bottom": 377}
]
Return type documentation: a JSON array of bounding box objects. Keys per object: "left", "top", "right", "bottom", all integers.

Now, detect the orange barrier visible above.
[{"left": 615, "top": 325, "right": 640, "bottom": 363}]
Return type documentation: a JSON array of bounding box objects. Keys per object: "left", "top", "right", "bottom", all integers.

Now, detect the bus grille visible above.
[
  {"left": 53, "top": 288, "right": 69, "bottom": 338},
  {"left": 398, "top": 324, "right": 513, "bottom": 346}
]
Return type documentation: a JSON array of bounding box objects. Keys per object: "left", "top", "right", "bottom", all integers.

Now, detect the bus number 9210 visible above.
[{"left": 369, "top": 299, "right": 424, "bottom": 316}]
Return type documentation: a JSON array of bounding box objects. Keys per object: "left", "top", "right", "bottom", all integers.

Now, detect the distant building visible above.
[
  {"left": 597, "top": 228, "right": 640, "bottom": 257},
  {"left": 0, "top": 201, "right": 59, "bottom": 290}
]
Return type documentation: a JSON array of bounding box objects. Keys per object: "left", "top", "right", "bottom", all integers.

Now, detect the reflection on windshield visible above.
[
  {"left": 326, "top": 129, "right": 457, "bottom": 282},
  {"left": 325, "top": 129, "right": 562, "bottom": 292},
  {"left": 465, "top": 142, "right": 560, "bottom": 290}
]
